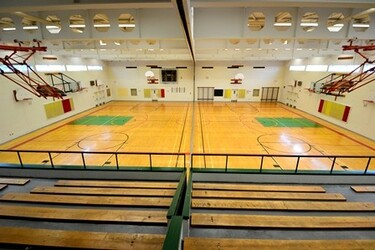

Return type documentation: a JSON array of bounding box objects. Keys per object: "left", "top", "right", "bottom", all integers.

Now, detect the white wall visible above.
[
  {"left": 0, "top": 58, "right": 112, "bottom": 144},
  {"left": 195, "top": 61, "right": 285, "bottom": 101},
  {"left": 107, "top": 61, "right": 194, "bottom": 102},
  {"left": 281, "top": 62, "right": 375, "bottom": 140}
]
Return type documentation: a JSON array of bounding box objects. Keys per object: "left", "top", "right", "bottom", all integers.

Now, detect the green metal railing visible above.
[
  {"left": 191, "top": 153, "right": 375, "bottom": 174},
  {"left": 0, "top": 149, "right": 186, "bottom": 170}
]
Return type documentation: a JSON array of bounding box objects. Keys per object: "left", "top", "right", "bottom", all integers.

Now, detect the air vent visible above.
[
  {"left": 146, "top": 64, "right": 159, "bottom": 68},
  {"left": 202, "top": 66, "right": 214, "bottom": 69},
  {"left": 126, "top": 66, "right": 137, "bottom": 69},
  {"left": 176, "top": 66, "right": 187, "bottom": 69},
  {"left": 253, "top": 66, "right": 265, "bottom": 69},
  {"left": 42, "top": 55, "right": 57, "bottom": 60}
]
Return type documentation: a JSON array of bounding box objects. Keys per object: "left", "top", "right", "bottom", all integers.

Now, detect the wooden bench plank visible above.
[
  {"left": 191, "top": 213, "right": 375, "bottom": 228},
  {"left": 351, "top": 186, "right": 375, "bottom": 193},
  {"left": 31, "top": 186, "right": 176, "bottom": 197},
  {"left": 0, "top": 185, "right": 7, "bottom": 191},
  {"left": 192, "top": 190, "right": 346, "bottom": 201},
  {"left": 192, "top": 199, "right": 375, "bottom": 211},
  {"left": 0, "top": 178, "right": 29, "bottom": 185},
  {"left": 0, "top": 226, "right": 164, "bottom": 250},
  {"left": 56, "top": 180, "right": 178, "bottom": 189},
  {"left": 0, "top": 205, "right": 167, "bottom": 224},
  {"left": 184, "top": 238, "right": 375, "bottom": 250},
  {"left": 193, "top": 183, "right": 325, "bottom": 193},
  {"left": 0, "top": 193, "right": 172, "bottom": 207}
]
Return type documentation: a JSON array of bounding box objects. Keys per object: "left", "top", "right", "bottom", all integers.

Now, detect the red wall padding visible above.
[{"left": 62, "top": 99, "right": 72, "bottom": 113}]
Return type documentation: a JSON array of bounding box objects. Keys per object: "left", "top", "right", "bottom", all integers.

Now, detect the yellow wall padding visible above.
[
  {"left": 44, "top": 100, "right": 64, "bottom": 119},
  {"left": 144, "top": 89, "right": 151, "bottom": 98},
  {"left": 224, "top": 89, "right": 232, "bottom": 99},
  {"left": 238, "top": 89, "right": 246, "bottom": 99}
]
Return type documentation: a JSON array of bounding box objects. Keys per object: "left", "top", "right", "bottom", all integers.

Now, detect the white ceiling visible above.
[{"left": 0, "top": 0, "right": 374, "bottom": 63}]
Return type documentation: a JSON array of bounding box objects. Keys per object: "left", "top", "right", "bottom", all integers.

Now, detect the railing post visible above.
[
  {"left": 48, "top": 152, "right": 54, "bottom": 168},
  {"left": 17, "top": 151, "right": 24, "bottom": 168},
  {"left": 330, "top": 157, "right": 336, "bottom": 174},
  {"left": 364, "top": 157, "right": 372, "bottom": 174},
  {"left": 149, "top": 154, "right": 152, "bottom": 170},
  {"left": 115, "top": 153, "right": 119, "bottom": 170},
  {"left": 294, "top": 156, "right": 300, "bottom": 173},
  {"left": 260, "top": 156, "right": 264, "bottom": 173},
  {"left": 81, "top": 153, "right": 86, "bottom": 169},
  {"left": 184, "top": 154, "right": 186, "bottom": 169},
  {"left": 225, "top": 155, "right": 228, "bottom": 172}
]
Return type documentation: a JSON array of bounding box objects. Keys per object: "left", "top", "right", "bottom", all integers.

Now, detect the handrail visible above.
[
  {"left": 191, "top": 153, "right": 375, "bottom": 175},
  {"left": 0, "top": 149, "right": 186, "bottom": 170},
  {"left": 182, "top": 172, "right": 192, "bottom": 219},
  {"left": 162, "top": 216, "right": 183, "bottom": 250},
  {"left": 167, "top": 171, "right": 186, "bottom": 219}
]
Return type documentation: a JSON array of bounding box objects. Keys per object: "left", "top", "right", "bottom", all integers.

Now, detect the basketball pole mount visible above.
[
  {"left": 319, "top": 39, "right": 375, "bottom": 98},
  {"left": 0, "top": 39, "right": 65, "bottom": 99}
]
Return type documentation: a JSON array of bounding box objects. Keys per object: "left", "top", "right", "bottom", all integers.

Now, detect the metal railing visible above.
[
  {"left": 0, "top": 149, "right": 186, "bottom": 170},
  {"left": 191, "top": 153, "right": 375, "bottom": 174}
]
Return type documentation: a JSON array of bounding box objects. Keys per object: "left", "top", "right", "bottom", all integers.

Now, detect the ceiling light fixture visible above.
[
  {"left": 300, "top": 23, "right": 319, "bottom": 27},
  {"left": 99, "top": 40, "right": 107, "bottom": 46},
  {"left": 118, "top": 24, "right": 135, "bottom": 28},
  {"left": 23, "top": 26, "right": 38, "bottom": 30},
  {"left": 274, "top": 23, "right": 292, "bottom": 27},
  {"left": 2, "top": 27, "right": 16, "bottom": 31},
  {"left": 94, "top": 24, "right": 110, "bottom": 28},
  {"left": 69, "top": 24, "right": 86, "bottom": 28},
  {"left": 352, "top": 23, "right": 370, "bottom": 28}
]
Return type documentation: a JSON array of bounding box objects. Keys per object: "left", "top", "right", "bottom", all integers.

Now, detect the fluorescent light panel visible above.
[
  {"left": 23, "top": 26, "right": 38, "bottom": 30},
  {"left": 306, "top": 65, "right": 328, "bottom": 72},
  {"left": 289, "top": 65, "right": 305, "bottom": 71},
  {"left": 352, "top": 23, "right": 370, "bottom": 28},
  {"left": 2, "top": 27, "right": 16, "bottom": 31},
  {"left": 300, "top": 23, "right": 319, "bottom": 27},
  {"left": 94, "top": 24, "right": 110, "bottom": 28},
  {"left": 118, "top": 23, "right": 135, "bottom": 28},
  {"left": 69, "top": 24, "right": 86, "bottom": 28},
  {"left": 274, "top": 22, "right": 292, "bottom": 27}
]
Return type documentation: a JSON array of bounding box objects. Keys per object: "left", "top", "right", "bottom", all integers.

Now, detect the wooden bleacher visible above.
[
  {"left": 0, "top": 178, "right": 29, "bottom": 185},
  {"left": 1, "top": 193, "right": 172, "bottom": 207},
  {"left": 351, "top": 186, "right": 375, "bottom": 193},
  {"left": 0, "top": 226, "right": 164, "bottom": 249},
  {"left": 192, "top": 190, "right": 346, "bottom": 201},
  {"left": 55, "top": 179, "right": 178, "bottom": 189},
  {"left": 0, "top": 184, "right": 6, "bottom": 191},
  {"left": 192, "top": 199, "right": 375, "bottom": 211},
  {"left": 0, "top": 178, "right": 180, "bottom": 249},
  {"left": 31, "top": 186, "right": 176, "bottom": 197},
  {"left": 0, "top": 204, "right": 167, "bottom": 224},
  {"left": 193, "top": 183, "right": 326, "bottom": 192},
  {"left": 184, "top": 238, "right": 375, "bottom": 250},
  {"left": 187, "top": 180, "right": 375, "bottom": 250},
  {"left": 191, "top": 213, "right": 375, "bottom": 228}
]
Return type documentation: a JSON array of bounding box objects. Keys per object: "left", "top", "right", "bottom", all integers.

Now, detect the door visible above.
[
  {"left": 231, "top": 89, "right": 238, "bottom": 102},
  {"left": 151, "top": 89, "right": 158, "bottom": 101},
  {"left": 197, "top": 87, "right": 214, "bottom": 101},
  {"left": 261, "top": 87, "right": 279, "bottom": 102}
]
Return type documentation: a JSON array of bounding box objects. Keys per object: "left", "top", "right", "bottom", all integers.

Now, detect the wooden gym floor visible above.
[{"left": 1, "top": 101, "right": 375, "bottom": 171}]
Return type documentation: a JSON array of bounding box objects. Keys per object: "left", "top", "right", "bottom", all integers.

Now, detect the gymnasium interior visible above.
[{"left": 0, "top": 0, "right": 375, "bottom": 249}]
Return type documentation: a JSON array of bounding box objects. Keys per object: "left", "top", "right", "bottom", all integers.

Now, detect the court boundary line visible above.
[{"left": 282, "top": 106, "right": 375, "bottom": 152}]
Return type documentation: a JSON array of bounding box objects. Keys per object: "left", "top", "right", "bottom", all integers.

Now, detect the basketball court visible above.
[{"left": 1, "top": 101, "right": 374, "bottom": 172}]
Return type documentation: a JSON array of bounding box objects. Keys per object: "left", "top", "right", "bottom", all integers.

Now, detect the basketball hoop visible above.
[
  {"left": 145, "top": 70, "right": 159, "bottom": 84},
  {"left": 230, "top": 73, "right": 244, "bottom": 84},
  {"left": 0, "top": 39, "right": 65, "bottom": 99}
]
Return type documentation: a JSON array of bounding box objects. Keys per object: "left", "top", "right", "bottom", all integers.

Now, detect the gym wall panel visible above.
[
  {"left": 238, "top": 89, "right": 246, "bottom": 99},
  {"left": 144, "top": 89, "right": 151, "bottom": 98},
  {"left": 224, "top": 89, "right": 231, "bottom": 99},
  {"left": 318, "top": 99, "right": 351, "bottom": 122},
  {"left": 117, "top": 88, "right": 128, "bottom": 98},
  {"left": 44, "top": 98, "right": 74, "bottom": 119}
]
